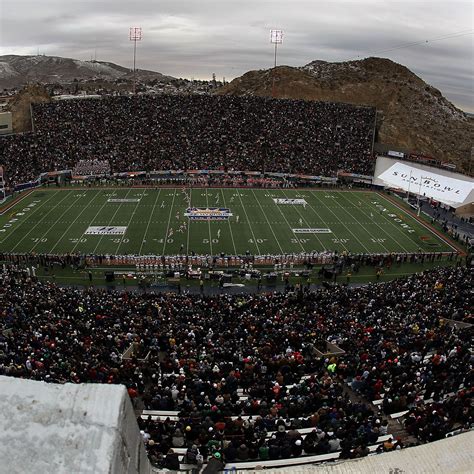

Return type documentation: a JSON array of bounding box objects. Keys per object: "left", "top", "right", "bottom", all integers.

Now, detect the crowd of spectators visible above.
[
  {"left": 0, "top": 263, "right": 471, "bottom": 467},
  {"left": 72, "top": 159, "right": 111, "bottom": 176},
  {"left": 0, "top": 95, "right": 376, "bottom": 187}
]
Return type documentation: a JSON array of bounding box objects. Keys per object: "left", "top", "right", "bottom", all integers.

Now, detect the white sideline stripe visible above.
[
  {"left": 378, "top": 193, "right": 458, "bottom": 252},
  {"left": 9, "top": 190, "right": 67, "bottom": 253},
  {"left": 0, "top": 190, "right": 61, "bottom": 245},
  {"left": 0, "top": 190, "right": 34, "bottom": 216},
  {"left": 359, "top": 193, "right": 413, "bottom": 253}
]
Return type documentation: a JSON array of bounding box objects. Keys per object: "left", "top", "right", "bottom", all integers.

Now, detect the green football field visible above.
[{"left": 0, "top": 187, "right": 456, "bottom": 257}]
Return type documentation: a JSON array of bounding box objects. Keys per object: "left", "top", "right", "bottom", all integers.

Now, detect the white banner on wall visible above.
[{"left": 377, "top": 162, "right": 473, "bottom": 205}]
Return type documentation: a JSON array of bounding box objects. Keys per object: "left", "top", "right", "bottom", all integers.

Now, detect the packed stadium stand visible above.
[
  {"left": 0, "top": 92, "right": 471, "bottom": 473},
  {"left": 0, "top": 95, "right": 375, "bottom": 187},
  {"left": 1, "top": 264, "right": 472, "bottom": 471}
]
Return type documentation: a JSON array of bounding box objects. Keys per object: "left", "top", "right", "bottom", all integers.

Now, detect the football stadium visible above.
[{"left": 0, "top": 8, "right": 473, "bottom": 474}]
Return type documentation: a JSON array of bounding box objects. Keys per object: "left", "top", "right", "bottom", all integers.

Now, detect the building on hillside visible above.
[{"left": 0, "top": 112, "right": 12, "bottom": 134}]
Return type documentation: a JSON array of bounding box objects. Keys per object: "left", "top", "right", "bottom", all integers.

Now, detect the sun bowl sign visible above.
[{"left": 377, "top": 162, "right": 473, "bottom": 206}]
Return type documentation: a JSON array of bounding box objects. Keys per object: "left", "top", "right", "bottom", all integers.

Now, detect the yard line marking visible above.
[
  {"left": 376, "top": 193, "right": 454, "bottom": 252},
  {"left": 220, "top": 188, "right": 237, "bottom": 255},
  {"left": 71, "top": 190, "right": 121, "bottom": 253},
  {"left": 303, "top": 193, "right": 349, "bottom": 252},
  {"left": 9, "top": 190, "right": 69, "bottom": 253},
  {"left": 139, "top": 189, "right": 162, "bottom": 256},
  {"left": 205, "top": 189, "right": 214, "bottom": 255},
  {"left": 236, "top": 189, "right": 260, "bottom": 255},
  {"left": 30, "top": 193, "right": 87, "bottom": 252},
  {"left": 309, "top": 190, "right": 370, "bottom": 252},
  {"left": 49, "top": 190, "right": 101, "bottom": 253},
  {"left": 1, "top": 190, "right": 61, "bottom": 246},
  {"left": 115, "top": 188, "right": 148, "bottom": 255},
  {"left": 186, "top": 188, "right": 192, "bottom": 255},
  {"left": 91, "top": 189, "right": 134, "bottom": 255},
  {"left": 251, "top": 189, "right": 284, "bottom": 254},
  {"left": 337, "top": 192, "right": 398, "bottom": 253},
  {"left": 162, "top": 189, "right": 177, "bottom": 254},
  {"left": 270, "top": 191, "right": 306, "bottom": 253},
  {"left": 280, "top": 189, "right": 325, "bottom": 251}
]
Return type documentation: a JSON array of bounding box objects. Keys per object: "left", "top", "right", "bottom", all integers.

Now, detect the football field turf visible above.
[{"left": 0, "top": 187, "right": 456, "bottom": 257}]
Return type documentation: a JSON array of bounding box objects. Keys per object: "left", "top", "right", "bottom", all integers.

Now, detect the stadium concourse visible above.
[
  {"left": 0, "top": 94, "right": 375, "bottom": 187},
  {"left": 0, "top": 263, "right": 472, "bottom": 472}
]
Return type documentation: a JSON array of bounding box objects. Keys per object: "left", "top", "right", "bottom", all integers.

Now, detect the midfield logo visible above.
[{"left": 184, "top": 207, "right": 233, "bottom": 220}]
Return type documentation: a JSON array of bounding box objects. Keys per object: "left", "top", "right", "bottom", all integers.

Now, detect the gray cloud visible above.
[{"left": 0, "top": 0, "right": 472, "bottom": 111}]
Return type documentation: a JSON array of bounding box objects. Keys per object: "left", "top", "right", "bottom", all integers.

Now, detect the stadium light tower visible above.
[
  {"left": 270, "top": 29, "right": 283, "bottom": 98},
  {"left": 417, "top": 175, "right": 430, "bottom": 216},
  {"left": 129, "top": 26, "right": 143, "bottom": 95},
  {"left": 270, "top": 29, "right": 283, "bottom": 67}
]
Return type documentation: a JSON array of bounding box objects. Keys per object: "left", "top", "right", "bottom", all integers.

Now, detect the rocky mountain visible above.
[
  {"left": 5, "top": 84, "right": 51, "bottom": 132},
  {"left": 218, "top": 57, "right": 473, "bottom": 172},
  {"left": 0, "top": 54, "right": 173, "bottom": 90}
]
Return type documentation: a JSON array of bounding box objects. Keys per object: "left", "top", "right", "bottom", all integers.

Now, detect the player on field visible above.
[
  {"left": 217, "top": 229, "right": 221, "bottom": 239},
  {"left": 236, "top": 215, "right": 240, "bottom": 223},
  {"left": 299, "top": 218, "right": 303, "bottom": 227}
]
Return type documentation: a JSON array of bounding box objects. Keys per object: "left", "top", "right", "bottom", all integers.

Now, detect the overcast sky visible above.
[{"left": 0, "top": 0, "right": 472, "bottom": 111}]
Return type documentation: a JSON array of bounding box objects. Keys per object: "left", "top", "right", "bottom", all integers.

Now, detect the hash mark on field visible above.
[
  {"left": 1, "top": 190, "right": 61, "bottom": 247},
  {"left": 10, "top": 191, "right": 68, "bottom": 253},
  {"left": 251, "top": 189, "right": 284, "bottom": 254},
  {"left": 162, "top": 189, "right": 176, "bottom": 254},
  {"left": 221, "top": 189, "right": 237, "bottom": 255},
  {"left": 205, "top": 189, "right": 213, "bottom": 255},
  {"left": 30, "top": 193, "right": 86, "bottom": 252},
  {"left": 49, "top": 190, "right": 101, "bottom": 253},
  {"left": 236, "top": 189, "right": 260, "bottom": 255},
  {"left": 309, "top": 191, "right": 364, "bottom": 252},
  {"left": 281, "top": 189, "right": 325, "bottom": 251},
  {"left": 115, "top": 188, "right": 147, "bottom": 254},
  {"left": 139, "top": 188, "right": 162, "bottom": 255}
]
